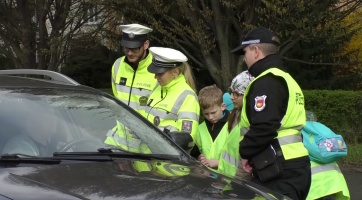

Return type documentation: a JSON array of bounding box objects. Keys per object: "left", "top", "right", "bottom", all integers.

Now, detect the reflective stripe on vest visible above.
[
  {"left": 170, "top": 90, "right": 199, "bottom": 113},
  {"left": 113, "top": 58, "right": 122, "bottom": 79},
  {"left": 145, "top": 90, "right": 199, "bottom": 121},
  {"left": 178, "top": 111, "right": 199, "bottom": 121},
  {"left": 221, "top": 151, "right": 239, "bottom": 168},
  {"left": 240, "top": 125, "right": 303, "bottom": 134},
  {"left": 241, "top": 126, "right": 303, "bottom": 146},
  {"left": 311, "top": 164, "right": 341, "bottom": 175},
  {"left": 116, "top": 85, "right": 151, "bottom": 97},
  {"left": 106, "top": 129, "right": 142, "bottom": 148},
  {"left": 144, "top": 109, "right": 198, "bottom": 122},
  {"left": 145, "top": 108, "right": 178, "bottom": 120}
]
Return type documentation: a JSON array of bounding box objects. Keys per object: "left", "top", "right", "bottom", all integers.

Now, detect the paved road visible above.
[{"left": 341, "top": 167, "right": 362, "bottom": 199}]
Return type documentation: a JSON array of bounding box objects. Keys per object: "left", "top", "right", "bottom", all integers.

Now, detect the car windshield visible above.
[{"left": 0, "top": 88, "right": 182, "bottom": 157}]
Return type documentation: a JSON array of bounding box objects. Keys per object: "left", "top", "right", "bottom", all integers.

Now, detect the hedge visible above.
[
  {"left": 99, "top": 88, "right": 362, "bottom": 144},
  {"left": 304, "top": 90, "right": 362, "bottom": 144}
]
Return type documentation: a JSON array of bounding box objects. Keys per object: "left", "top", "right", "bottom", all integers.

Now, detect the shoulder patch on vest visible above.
[
  {"left": 182, "top": 121, "right": 193, "bottom": 133},
  {"left": 254, "top": 95, "right": 267, "bottom": 111}
]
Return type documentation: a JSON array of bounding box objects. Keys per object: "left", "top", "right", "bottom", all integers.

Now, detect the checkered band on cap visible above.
[{"left": 241, "top": 39, "right": 260, "bottom": 45}]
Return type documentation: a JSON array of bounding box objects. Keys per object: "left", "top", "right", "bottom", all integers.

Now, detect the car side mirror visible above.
[{"left": 168, "top": 132, "right": 194, "bottom": 154}]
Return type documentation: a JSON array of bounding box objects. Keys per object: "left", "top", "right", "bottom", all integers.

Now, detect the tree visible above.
[
  {"left": 335, "top": 6, "right": 362, "bottom": 77},
  {"left": 0, "top": 0, "right": 111, "bottom": 71},
  {"left": 61, "top": 35, "right": 119, "bottom": 88},
  {"left": 103, "top": 0, "right": 362, "bottom": 91}
]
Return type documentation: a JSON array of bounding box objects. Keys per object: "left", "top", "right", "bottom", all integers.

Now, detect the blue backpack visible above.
[{"left": 302, "top": 121, "right": 348, "bottom": 164}]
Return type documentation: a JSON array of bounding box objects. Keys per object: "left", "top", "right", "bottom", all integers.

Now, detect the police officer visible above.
[
  {"left": 111, "top": 24, "right": 158, "bottom": 116},
  {"left": 144, "top": 47, "right": 200, "bottom": 137},
  {"left": 230, "top": 27, "right": 311, "bottom": 200}
]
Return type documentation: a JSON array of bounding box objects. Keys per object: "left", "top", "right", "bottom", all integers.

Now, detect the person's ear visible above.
[
  {"left": 143, "top": 40, "right": 150, "bottom": 50},
  {"left": 221, "top": 103, "right": 226, "bottom": 111},
  {"left": 254, "top": 45, "right": 260, "bottom": 59},
  {"left": 173, "top": 68, "right": 180, "bottom": 77}
]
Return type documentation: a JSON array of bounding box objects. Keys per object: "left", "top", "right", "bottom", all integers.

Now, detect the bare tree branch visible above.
[
  {"left": 282, "top": 57, "right": 361, "bottom": 66},
  {"left": 280, "top": 37, "right": 301, "bottom": 56},
  {"left": 173, "top": 39, "right": 203, "bottom": 67}
]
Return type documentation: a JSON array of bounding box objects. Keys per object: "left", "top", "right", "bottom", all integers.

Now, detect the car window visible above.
[{"left": 0, "top": 88, "right": 181, "bottom": 157}]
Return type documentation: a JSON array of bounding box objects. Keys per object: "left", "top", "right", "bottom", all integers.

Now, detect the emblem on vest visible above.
[
  {"left": 154, "top": 116, "right": 160, "bottom": 126},
  {"left": 120, "top": 77, "right": 127, "bottom": 86},
  {"left": 182, "top": 121, "right": 193, "bottom": 133},
  {"left": 254, "top": 95, "right": 267, "bottom": 111},
  {"left": 139, "top": 96, "right": 148, "bottom": 106}
]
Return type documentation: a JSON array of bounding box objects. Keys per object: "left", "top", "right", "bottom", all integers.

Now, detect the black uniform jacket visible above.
[{"left": 239, "top": 54, "right": 309, "bottom": 163}]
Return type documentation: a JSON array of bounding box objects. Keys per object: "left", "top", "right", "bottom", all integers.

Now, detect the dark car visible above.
[{"left": 0, "top": 69, "right": 291, "bottom": 200}]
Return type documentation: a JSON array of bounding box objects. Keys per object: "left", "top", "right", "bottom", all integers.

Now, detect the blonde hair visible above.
[
  {"left": 249, "top": 36, "right": 280, "bottom": 55},
  {"left": 175, "top": 62, "right": 196, "bottom": 92},
  {"left": 198, "top": 85, "right": 223, "bottom": 110}
]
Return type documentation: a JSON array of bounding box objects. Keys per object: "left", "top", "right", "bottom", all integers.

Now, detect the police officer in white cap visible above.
[
  {"left": 143, "top": 47, "right": 200, "bottom": 137},
  {"left": 111, "top": 24, "right": 158, "bottom": 116}
]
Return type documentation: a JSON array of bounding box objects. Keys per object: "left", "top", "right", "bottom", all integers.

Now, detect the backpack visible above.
[{"left": 302, "top": 121, "right": 347, "bottom": 164}]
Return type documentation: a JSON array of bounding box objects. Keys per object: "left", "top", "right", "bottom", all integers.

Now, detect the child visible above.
[
  {"left": 218, "top": 70, "right": 254, "bottom": 180},
  {"left": 190, "top": 85, "right": 230, "bottom": 170}
]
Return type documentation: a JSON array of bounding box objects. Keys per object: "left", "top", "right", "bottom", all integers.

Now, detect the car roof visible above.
[{"left": 0, "top": 70, "right": 100, "bottom": 93}]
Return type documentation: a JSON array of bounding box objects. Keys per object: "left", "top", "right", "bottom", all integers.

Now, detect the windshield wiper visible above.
[
  {"left": 53, "top": 147, "right": 179, "bottom": 161},
  {"left": 0, "top": 153, "right": 61, "bottom": 164}
]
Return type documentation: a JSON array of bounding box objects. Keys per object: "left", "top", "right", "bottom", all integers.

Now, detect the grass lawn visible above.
[{"left": 339, "top": 144, "right": 362, "bottom": 167}]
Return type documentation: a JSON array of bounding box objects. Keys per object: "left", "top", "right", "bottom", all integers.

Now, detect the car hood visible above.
[{"left": 0, "top": 159, "right": 286, "bottom": 200}]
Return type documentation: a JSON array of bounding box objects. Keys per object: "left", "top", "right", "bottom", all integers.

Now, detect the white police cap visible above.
[
  {"left": 148, "top": 47, "right": 188, "bottom": 74},
  {"left": 120, "top": 24, "right": 153, "bottom": 48}
]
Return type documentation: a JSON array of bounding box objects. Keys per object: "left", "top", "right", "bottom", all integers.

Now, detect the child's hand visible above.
[
  {"left": 199, "top": 155, "right": 219, "bottom": 168},
  {"left": 199, "top": 154, "right": 210, "bottom": 166},
  {"left": 206, "top": 159, "right": 219, "bottom": 168},
  {"left": 198, "top": 154, "right": 206, "bottom": 162},
  {"left": 200, "top": 158, "right": 210, "bottom": 166}
]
